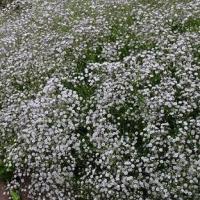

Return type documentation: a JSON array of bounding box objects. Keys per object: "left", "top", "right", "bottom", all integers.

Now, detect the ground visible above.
[
  {"left": 0, "top": 181, "right": 29, "bottom": 200},
  {"left": 0, "top": 181, "right": 9, "bottom": 200}
]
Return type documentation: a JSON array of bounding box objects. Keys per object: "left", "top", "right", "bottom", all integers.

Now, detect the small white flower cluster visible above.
[{"left": 0, "top": 0, "right": 199, "bottom": 199}]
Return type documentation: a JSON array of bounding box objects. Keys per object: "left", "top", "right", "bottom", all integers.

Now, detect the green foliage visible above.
[
  {"left": 0, "top": 161, "right": 14, "bottom": 182},
  {"left": 61, "top": 80, "right": 96, "bottom": 100},
  {"left": 10, "top": 190, "right": 21, "bottom": 200},
  {"left": 0, "top": 0, "right": 13, "bottom": 7},
  {"left": 171, "top": 17, "right": 200, "bottom": 33}
]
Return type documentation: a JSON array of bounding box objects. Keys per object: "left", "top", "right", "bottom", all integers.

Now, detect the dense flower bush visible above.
[{"left": 0, "top": 0, "right": 199, "bottom": 199}]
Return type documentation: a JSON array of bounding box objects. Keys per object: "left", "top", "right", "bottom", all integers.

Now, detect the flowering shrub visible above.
[{"left": 0, "top": 0, "right": 200, "bottom": 199}]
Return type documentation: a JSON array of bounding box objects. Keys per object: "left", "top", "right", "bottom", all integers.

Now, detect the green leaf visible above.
[{"left": 10, "top": 190, "right": 21, "bottom": 200}]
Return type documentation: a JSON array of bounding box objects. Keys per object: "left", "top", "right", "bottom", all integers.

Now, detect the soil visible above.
[
  {"left": 0, "top": 181, "right": 9, "bottom": 200},
  {"left": 0, "top": 180, "right": 30, "bottom": 200}
]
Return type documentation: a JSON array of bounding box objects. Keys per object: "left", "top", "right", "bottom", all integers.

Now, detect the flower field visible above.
[{"left": 0, "top": 0, "right": 199, "bottom": 199}]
